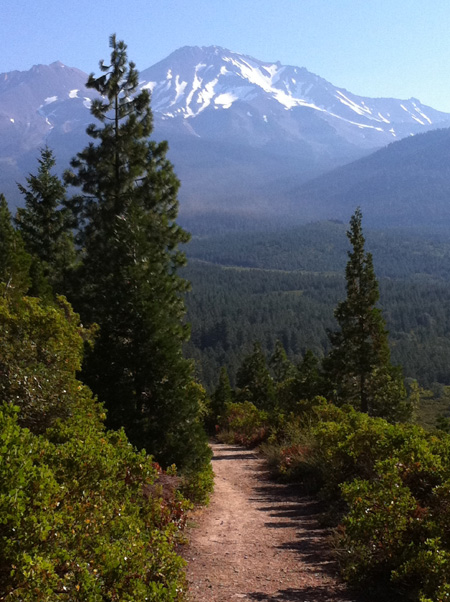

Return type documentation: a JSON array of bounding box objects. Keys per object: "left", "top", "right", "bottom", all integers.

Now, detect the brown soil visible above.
[{"left": 185, "top": 442, "right": 358, "bottom": 602}]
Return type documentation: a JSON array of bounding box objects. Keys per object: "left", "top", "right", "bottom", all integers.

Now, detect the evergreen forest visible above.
[
  {"left": 185, "top": 221, "right": 450, "bottom": 406},
  {"left": 2, "top": 34, "right": 450, "bottom": 602}
]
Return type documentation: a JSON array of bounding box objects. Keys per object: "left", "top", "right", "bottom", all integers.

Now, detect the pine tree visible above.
[
  {"left": 64, "top": 35, "right": 209, "bottom": 471},
  {"left": 324, "top": 208, "right": 409, "bottom": 421},
  {"left": 0, "top": 194, "right": 31, "bottom": 296},
  {"left": 236, "top": 342, "right": 276, "bottom": 410},
  {"left": 269, "top": 340, "right": 295, "bottom": 383},
  {"left": 15, "top": 147, "right": 75, "bottom": 294},
  {"left": 211, "top": 366, "right": 233, "bottom": 421},
  {"left": 295, "top": 349, "right": 324, "bottom": 400},
  {"left": 277, "top": 349, "right": 324, "bottom": 412}
]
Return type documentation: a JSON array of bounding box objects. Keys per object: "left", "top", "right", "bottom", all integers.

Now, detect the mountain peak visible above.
[
  {"left": 138, "top": 45, "right": 450, "bottom": 147},
  {"left": 2, "top": 45, "right": 450, "bottom": 224}
]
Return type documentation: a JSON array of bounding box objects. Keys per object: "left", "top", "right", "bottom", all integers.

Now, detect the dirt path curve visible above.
[{"left": 186, "top": 443, "right": 358, "bottom": 602}]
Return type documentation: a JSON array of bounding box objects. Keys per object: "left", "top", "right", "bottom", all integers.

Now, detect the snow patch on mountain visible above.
[
  {"left": 214, "top": 92, "right": 238, "bottom": 108},
  {"left": 336, "top": 91, "right": 372, "bottom": 116},
  {"left": 377, "top": 113, "right": 390, "bottom": 124},
  {"left": 196, "top": 77, "right": 220, "bottom": 112},
  {"left": 172, "top": 76, "right": 187, "bottom": 105},
  {"left": 141, "top": 81, "right": 156, "bottom": 92},
  {"left": 413, "top": 104, "right": 432, "bottom": 124}
]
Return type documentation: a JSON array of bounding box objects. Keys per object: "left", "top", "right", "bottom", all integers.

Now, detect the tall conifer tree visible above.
[
  {"left": 236, "top": 342, "right": 276, "bottom": 410},
  {"left": 15, "top": 147, "right": 75, "bottom": 294},
  {"left": 324, "top": 208, "right": 409, "bottom": 421},
  {"left": 65, "top": 35, "right": 209, "bottom": 470},
  {"left": 270, "top": 340, "right": 295, "bottom": 383},
  {"left": 211, "top": 366, "right": 233, "bottom": 420}
]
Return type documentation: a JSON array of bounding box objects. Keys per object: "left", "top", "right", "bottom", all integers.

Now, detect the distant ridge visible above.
[{"left": 288, "top": 127, "right": 450, "bottom": 227}]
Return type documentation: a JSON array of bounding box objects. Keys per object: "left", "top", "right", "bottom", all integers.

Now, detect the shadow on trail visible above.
[
  {"left": 248, "top": 471, "right": 338, "bottom": 578},
  {"left": 247, "top": 586, "right": 355, "bottom": 601},
  {"left": 247, "top": 587, "right": 401, "bottom": 602},
  {"left": 213, "top": 446, "right": 342, "bottom": 582},
  {"left": 212, "top": 444, "right": 251, "bottom": 452},
  {"left": 212, "top": 453, "right": 259, "bottom": 461},
  {"left": 242, "top": 457, "right": 387, "bottom": 602}
]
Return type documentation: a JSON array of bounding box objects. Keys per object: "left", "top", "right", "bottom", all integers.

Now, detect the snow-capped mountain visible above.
[
  {"left": 1, "top": 45, "right": 450, "bottom": 222},
  {"left": 140, "top": 46, "right": 448, "bottom": 148}
]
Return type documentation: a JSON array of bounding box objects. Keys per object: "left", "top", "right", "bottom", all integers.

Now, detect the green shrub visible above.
[
  {"left": 260, "top": 413, "right": 323, "bottom": 489},
  {"left": 180, "top": 461, "right": 215, "bottom": 506},
  {"left": 333, "top": 416, "right": 450, "bottom": 599},
  {"left": 218, "top": 401, "right": 270, "bottom": 447},
  {"left": 0, "top": 293, "right": 191, "bottom": 600},
  {"left": 339, "top": 464, "right": 418, "bottom": 587},
  {"left": 0, "top": 402, "right": 188, "bottom": 601},
  {"left": 255, "top": 396, "right": 450, "bottom": 599},
  {"left": 0, "top": 294, "right": 96, "bottom": 432},
  {"left": 393, "top": 537, "right": 450, "bottom": 602}
]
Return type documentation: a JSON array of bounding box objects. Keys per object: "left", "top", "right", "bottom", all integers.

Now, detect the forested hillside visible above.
[
  {"left": 289, "top": 127, "right": 450, "bottom": 227},
  {"left": 185, "top": 221, "right": 450, "bottom": 393}
]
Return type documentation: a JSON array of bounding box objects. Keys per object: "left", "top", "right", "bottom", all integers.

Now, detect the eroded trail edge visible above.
[{"left": 186, "top": 443, "right": 357, "bottom": 602}]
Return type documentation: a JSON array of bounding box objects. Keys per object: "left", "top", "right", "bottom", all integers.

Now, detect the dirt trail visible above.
[{"left": 186, "top": 443, "right": 357, "bottom": 602}]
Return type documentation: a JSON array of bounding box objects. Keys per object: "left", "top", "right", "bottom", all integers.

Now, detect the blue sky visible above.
[{"left": 3, "top": 0, "right": 450, "bottom": 111}]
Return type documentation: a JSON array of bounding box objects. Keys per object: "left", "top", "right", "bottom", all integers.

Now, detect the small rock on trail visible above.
[{"left": 185, "top": 443, "right": 358, "bottom": 602}]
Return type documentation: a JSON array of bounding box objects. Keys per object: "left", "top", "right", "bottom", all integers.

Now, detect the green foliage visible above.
[
  {"left": 260, "top": 410, "right": 323, "bottom": 489},
  {"left": 270, "top": 340, "right": 295, "bottom": 382},
  {"left": 338, "top": 436, "right": 450, "bottom": 599},
  {"left": 218, "top": 401, "right": 270, "bottom": 447},
  {"left": 339, "top": 468, "right": 418, "bottom": 588},
  {"left": 209, "top": 366, "right": 233, "bottom": 428},
  {"left": 236, "top": 342, "right": 276, "bottom": 410},
  {"left": 0, "top": 403, "right": 188, "bottom": 601},
  {"left": 15, "top": 147, "right": 76, "bottom": 294},
  {"left": 64, "top": 36, "right": 210, "bottom": 475},
  {"left": 179, "top": 459, "right": 214, "bottom": 506},
  {"left": 0, "top": 290, "right": 189, "bottom": 600},
  {"left": 0, "top": 293, "right": 93, "bottom": 433},
  {"left": 278, "top": 350, "right": 325, "bottom": 412},
  {"left": 0, "top": 194, "right": 31, "bottom": 296},
  {"left": 324, "top": 208, "right": 409, "bottom": 420}
]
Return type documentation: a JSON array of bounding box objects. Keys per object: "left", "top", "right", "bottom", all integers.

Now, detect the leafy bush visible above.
[
  {"left": 260, "top": 411, "right": 323, "bottom": 491},
  {"left": 0, "top": 293, "right": 190, "bottom": 600},
  {"left": 0, "top": 401, "right": 189, "bottom": 601},
  {"left": 180, "top": 461, "right": 215, "bottom": 506},
  {"left": 217, "top": 401, "right": 270, "bottom": 447},
  {"left": 326, "top": 409, "right": 450, "bottom": 599},
  {"left": 339, "top": 465, "right": 418, "bottom": 589},
  {"left": 254, "top": 396, "right": 450, "bottom": 600},
  {"left": 0, "top": 293, "right": 96, "bottom": 432}
]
